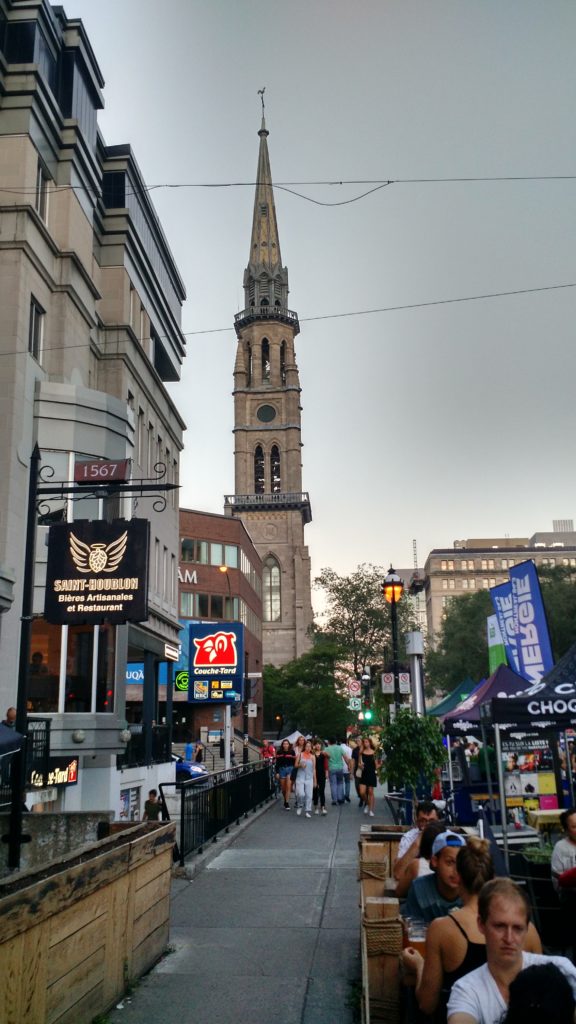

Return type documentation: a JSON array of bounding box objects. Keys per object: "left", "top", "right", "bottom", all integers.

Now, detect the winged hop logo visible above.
[
  {"left": 193, "top": 632, "right": 238, "bottom": 668},
  {"left": 69, "top": 531, "right": 128, "bottom": 574}
]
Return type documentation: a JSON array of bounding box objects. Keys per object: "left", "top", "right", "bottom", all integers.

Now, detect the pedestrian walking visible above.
[
  {"left": 292, "top": 735, "right": 306, "bottom": 808},
  {"left": 325, "top": 737, "right": 351, "bottom": 806},
  {"left": 294, "top": 739, "right": 316, "bottom": 818},
  {"left": 275, "top": 739, "right": 296, "bottom": 809},
  {"left": 341, "top": 737, "right": 353, "bottom": 803},
  {"left": 357, "top": 736, "right": 378, "bottom": 816},
  {"left": 313, "top": 740, "right": 328, "bottom": 814}
]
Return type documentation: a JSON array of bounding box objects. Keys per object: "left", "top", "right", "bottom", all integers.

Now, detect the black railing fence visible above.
[{"left": 160, "top": 761, "right": 274, "bottom": 865}]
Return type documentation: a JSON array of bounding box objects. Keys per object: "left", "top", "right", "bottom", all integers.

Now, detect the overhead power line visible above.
[
  {"left": 0, "top": 174, "right": 574, "bottom": 208},
  {"left": 1, "top": 281, "right": 572, "bottom": 356}
]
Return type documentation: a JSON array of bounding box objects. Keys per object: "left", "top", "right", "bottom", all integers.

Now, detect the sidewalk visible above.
[{"left": 108, "top": 787, "right": 394, "bottom": 1024}]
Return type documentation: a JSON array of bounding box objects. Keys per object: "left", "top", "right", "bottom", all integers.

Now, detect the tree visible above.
[
  {"left": 537, "top": 565, "right": 576, "bottom": 661},
  {"left": 262, "top": 639, "right": 350, "bottom": 737},
  {"left": 425, "top": 565, "right": 576, "bottom": 697},
  {"left": 379, "top": 708, "right": 446, "bottom": 793},
  {"left": 425, "top": 590, "right": 492, "bottom": 696},
  {"left": 315, "top": 563, "right": 417, "bottom": 676}
]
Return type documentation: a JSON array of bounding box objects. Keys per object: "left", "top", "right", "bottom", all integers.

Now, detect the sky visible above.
[{"left": 68, "top": 0, "right": 576, "bottom": 604}]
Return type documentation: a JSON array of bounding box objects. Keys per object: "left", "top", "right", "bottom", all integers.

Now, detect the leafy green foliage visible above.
[
  {"left": 425, "top": 590, "right": 493, "bottom": 695},
  {"left": 379, "top": 709, "right": 446, "bottom": 792},
  {"left": 537, "top": 565, "right": 576, "bottom": 661},
  {"left": 263, "top": 639, "right": 350, "bottom": 737},
  {"left": 315, "top": 563, "right": 417, "bottom": 675},
  {"left": 425, "top": 566, "right": 576, "bottom": 698}
]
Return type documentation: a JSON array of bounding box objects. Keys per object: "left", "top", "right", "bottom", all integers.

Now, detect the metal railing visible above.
[
  {"left": 234, "top": 305, "right": 299, "bottom": 331},
  {"left": 0, "top": 718, "right": 51, "bottom": 807},
  {"left": 117, "top": 723, "right": 171, "bottom": 769},
  {"left": 160, "top": 761, "right": 275, "bottom": 865}
]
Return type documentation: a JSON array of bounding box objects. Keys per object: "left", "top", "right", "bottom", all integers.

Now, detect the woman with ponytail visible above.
[{"left": 401, "top": 836, "right": 542, "bottom": 1022}]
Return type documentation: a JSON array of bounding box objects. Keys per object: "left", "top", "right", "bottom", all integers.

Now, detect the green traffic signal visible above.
[{"left": 364, "top": 708, "right": 373, "bottom": 721}]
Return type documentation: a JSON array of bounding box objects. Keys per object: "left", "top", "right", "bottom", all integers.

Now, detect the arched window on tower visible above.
[
  {"left": 261, "top": 338, "right": 270, "bottom": 382},
  {"left": 254, "top": 445, "right": 265, "bottom": 494},
  {"left": 270, "top": 445, "right": 281, "bottom": 493},
  {"left": 246, "top": 342, "right": 252, "bottom": 386},
  {"left": 263, "top": 555, "right": 281, "bottom": 622},
  {"left": 280, "top": 340, "right": 287, "bottom": 385}
]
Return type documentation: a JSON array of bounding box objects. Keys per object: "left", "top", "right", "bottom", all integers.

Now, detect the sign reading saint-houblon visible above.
[{"left": 44, "top": 520, "right": 150, "bottom": 624}]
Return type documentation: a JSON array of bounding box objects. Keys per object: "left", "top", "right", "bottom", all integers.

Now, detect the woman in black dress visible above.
[{"left": 358, "top": 737, "right": 378, "bottom": 816}]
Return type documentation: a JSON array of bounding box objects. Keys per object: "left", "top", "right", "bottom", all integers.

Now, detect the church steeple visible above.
[
  {"left": 242, "top": 111, "right": 289, "bottom": 313},
  {"left": 225, "top": 103, "right": 313, "bottom": 667}
]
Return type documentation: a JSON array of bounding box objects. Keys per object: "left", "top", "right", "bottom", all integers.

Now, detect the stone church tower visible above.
[{"left": 224, "top": 114, "right": 313, "bottom": 666}]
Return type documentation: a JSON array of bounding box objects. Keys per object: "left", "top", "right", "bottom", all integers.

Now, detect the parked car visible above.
[{"left": 171, "top": 754, "right": 209, "bottom": 783}]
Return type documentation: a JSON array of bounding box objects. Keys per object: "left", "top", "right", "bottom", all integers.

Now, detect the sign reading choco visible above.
[
  {"left": 44, "top": 519, "right": 149, "bottom": 625},
  {"left": 187, "top": 622, "right": 244, "bottom": 704}
]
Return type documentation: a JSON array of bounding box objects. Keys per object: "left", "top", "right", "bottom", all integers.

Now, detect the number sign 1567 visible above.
[{"left": 74, "top": 459, "right": 130, "bottom": 484}]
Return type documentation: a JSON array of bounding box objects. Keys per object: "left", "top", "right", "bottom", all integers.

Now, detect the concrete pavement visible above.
[{"left": 107, "top": 786, "right": 394, "bottom": 1024}]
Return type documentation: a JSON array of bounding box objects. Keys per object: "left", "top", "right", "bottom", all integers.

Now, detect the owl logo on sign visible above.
[
  {"left": 193, "top": 631, "right": 238, "bottom": 668},
  {"left": 69, "top": 531, "right": 128, "bottom": 574}
]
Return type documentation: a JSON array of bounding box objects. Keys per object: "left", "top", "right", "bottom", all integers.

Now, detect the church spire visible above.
[{"left": 243, "top": 92, "right": 289, "bottom": 311}]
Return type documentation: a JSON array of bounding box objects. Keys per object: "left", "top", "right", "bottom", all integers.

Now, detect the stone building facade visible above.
[
  {"left": 0, "top": 0, "right": 186, "bottom": 816},
  {"left": 425, "top": 525, "right": 576, "bottom": 639},
  {"left": 224, "top": 114, "right": 313, "bottom": 666}
]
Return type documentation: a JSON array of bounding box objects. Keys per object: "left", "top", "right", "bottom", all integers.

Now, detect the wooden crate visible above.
[
  {"left": 361, "top": 897, "right": 403, "bottom": 1024},
  {"left": 0, "top": 822, "right": 175, "bottom": 1024}
]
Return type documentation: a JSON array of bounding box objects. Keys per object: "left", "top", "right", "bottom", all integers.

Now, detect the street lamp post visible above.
[
  {"left": 383, "top": 567, "right": 404, "bottom": 714},
  {"left": 218, "top": 565, "right": 233, "bottom": 770}
]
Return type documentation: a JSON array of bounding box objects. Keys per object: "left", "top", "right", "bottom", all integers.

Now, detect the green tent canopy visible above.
[{"left": 428, "top": 678, "right": 476, "bottom": 717}]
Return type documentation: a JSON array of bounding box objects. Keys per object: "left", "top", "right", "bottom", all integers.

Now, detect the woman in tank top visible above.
[{"left": 401, "top": 836, "right": 542, "bottom": 1023}]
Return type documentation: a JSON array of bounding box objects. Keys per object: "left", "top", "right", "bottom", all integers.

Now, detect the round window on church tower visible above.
[{"left": 257, "top": 405, "right": 277, "bottom": 423}]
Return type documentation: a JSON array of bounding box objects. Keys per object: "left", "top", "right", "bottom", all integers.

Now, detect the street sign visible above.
[
  {"left": 348, "top": 680, "right": 361, "bottom": 696},
  {"left": 247, "top": 703, "right": 258, "bottom": 717},
  {"left": 348, "top": 697, "right": 362, "bottom": 711},
  {"left": 381, "top": 672, "right": 411, "bottom": 695}
]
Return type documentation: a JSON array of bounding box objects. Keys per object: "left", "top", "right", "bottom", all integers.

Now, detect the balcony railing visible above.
[
  {"left": 234, "top": 305, "right": 300, "bottom": 335},
  {"left": 116, "top": 723, "right": 171, "bottom": 770},
  {"left": 224, "top": 491, "right": 312, "bottom": 523}
]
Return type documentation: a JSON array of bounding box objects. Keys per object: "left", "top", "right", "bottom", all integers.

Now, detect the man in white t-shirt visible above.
[
  {"left": 447, "top": 877, "right": 576, "bottom": 1024},
  {"left": 394, "top": 801, "right": 439, "bottom": 883}
]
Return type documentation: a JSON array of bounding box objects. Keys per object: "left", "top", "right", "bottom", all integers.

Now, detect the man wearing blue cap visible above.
[{"left": 403, "top": 830, "right": 466, "bottom": 924}]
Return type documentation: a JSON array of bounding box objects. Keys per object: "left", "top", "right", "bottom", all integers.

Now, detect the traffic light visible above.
[{"left": 363, "top": 706, "right": 373, "bottom": 722}]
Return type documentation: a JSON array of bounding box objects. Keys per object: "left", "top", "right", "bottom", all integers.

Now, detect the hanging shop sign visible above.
[
  {"left": 187, "top": 622, "right": 244, "bottom": 704},
  {"left": 44, "top": 519, "right": 149, "bottom": 625}
]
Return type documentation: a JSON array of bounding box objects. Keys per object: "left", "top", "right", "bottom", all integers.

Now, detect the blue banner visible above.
[
  {"left": 489, "top": 581, "right": 520, "bottom": 673},
  {"left": 509, "top": 560, "right": 554, "bottom": 684},
  {"left": 187, "top": 622, "right": 244, "bottom": 704}
]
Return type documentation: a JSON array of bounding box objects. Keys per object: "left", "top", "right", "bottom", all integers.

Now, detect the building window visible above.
[
  {"left": 270, "top": 445, "right": 281, "bottom": 493},
  {"left": 489, "top": 577, "right": 496, "bottom": 588},
  {"left": 508, "top": 560, "right": 514, "bottom": 567},
  {"left": 261, "top": 339, "right": 270, "bottom": 382},
  {"left": 225, "top": 544, "right": 238, "bottom": 568},
  {"left": 488, "top": 559, "right": 495, "bottom": 570},
  {"left": 280, "top": 340, "right": 287, "bottom": 385},
  {"left": 441, "top": 560, "right": 447, "bottom": 571},
  {"left": 481, "top": 560, "right": 487, "bottom": 571},
  {"left": 462, "top": 579, "right": 468, "bottom": 589},
  {"left": 448, "top": 560, "right": 454, "bottom": 571},
  {"left": 246, "top": 342, "right": 252, "bottom": 385},
  {"left": 263, "top": 555, "right": 281, "bottom": 622},
  {"left": 483, "top": 579, "right": 489, "bottom": 588},
  {"left": 28, "top": 297, "right": 45, "bottom": 362},
  {"left": 35, "top": 162, "right": 49, "bottom": 221},
  {"left": 180, "top": 592, "right": 194, "bottom": 616},
  {"left": 211, "top": 594, "right": 224, "bottom": 619},
  {"left": 181, "top": 538, "right": 209, "bottom": 564},
  {"left": 468, "top": 560, "right": 474, "bottom": 571},
  {"left": 449, "top": 579, "right": 455, "bottom": 590},
  {"left": 28, "top": 619, "right": 115, "bottom": 714},
  {"left": 197, "top": 593, "right": 209, "bottom": 617},
  {"left": 210, "top": 543, "right": 223, "bottom": 567},
  {"left": 501, "top": 559, "right": 508, "bottom": 570},
  {"left": 470, "top": 579, "right": 476, "bottom": 589},
  {"left": 442, "top": 579, "right": 448, "bottom": 590},
  {"left": 254, "top": 445, "right": 265, "bottom": 493}
]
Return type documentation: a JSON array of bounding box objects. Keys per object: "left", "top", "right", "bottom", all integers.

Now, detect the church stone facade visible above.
[{"left": 224, "top": 115, "right": 313, "bottom": 667}]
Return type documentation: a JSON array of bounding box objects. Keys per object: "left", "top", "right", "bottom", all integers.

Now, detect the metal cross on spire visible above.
[{"left": 257, "top": 86, "right": 266, "bottom": 117}]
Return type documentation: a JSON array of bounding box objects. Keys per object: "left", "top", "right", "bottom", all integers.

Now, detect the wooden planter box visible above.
[{"left": 0, "top": 821, "right": 175, "bottom": 1024}]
